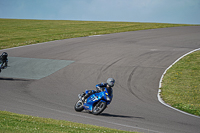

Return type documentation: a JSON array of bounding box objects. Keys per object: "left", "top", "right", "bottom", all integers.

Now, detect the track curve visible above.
[{"left": 0, "top": 26, "right": 200, "bottom": 133}]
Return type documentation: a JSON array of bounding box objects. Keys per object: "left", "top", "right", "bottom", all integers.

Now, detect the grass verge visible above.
[
  {"left": 160, "top": 50, "right": 200, "bottom": 116},
  {"left": 0, "top": 111, "right": 137, "bottom": 133},
  {"left": 0, "top": 18, "right": 195, "bottom": 50}
]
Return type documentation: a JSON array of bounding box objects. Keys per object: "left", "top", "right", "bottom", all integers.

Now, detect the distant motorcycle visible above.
[
  {"left": 74, "top": 88, "right": 113, "bottom": 115},
  {"left": 0, "top": 52, "right": 8, "bottom": 73}
]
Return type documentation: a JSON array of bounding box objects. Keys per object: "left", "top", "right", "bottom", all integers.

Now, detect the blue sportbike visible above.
[{"left": 74, "top": 88, "right": 113, "bottom": 115}]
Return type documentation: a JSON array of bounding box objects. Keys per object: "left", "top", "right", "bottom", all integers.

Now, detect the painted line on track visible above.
[
  {"left": 0, "top": 40, "right": 63, "bottom": 52},
  {"left": 0, "top": 35, "right": 102, "bottom": 52},
  {"left": 158, "top": 48, "right": 200, "bottom": 119}
]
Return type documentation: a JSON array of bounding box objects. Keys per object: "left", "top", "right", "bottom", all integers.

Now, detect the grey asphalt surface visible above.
[{"left": 0, "top": 26, "right": 200, "bottom": 133}]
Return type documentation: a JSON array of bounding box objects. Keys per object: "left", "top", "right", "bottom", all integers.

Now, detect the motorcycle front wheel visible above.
[
  {"left": 92, "top": 101, "right": 107, "bottom": 115},
  {"left": 74, "top": 100, "right": 84, "bottom": 112}
]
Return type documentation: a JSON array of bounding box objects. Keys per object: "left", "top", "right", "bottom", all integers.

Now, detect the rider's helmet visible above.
[
  {"left": 1, "top": 52, "right": 8, "bottom": 61},
  {"left": 107, "top": 78, "right": 115, "bottom": 87}
]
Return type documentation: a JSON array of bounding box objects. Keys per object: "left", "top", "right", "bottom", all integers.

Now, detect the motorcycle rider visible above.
[
  {"left": 0, "top": 52, "right": 8, "bottom": 72},
  {"left": 82, "top": 78, "right": 115, "bottom": 102}
]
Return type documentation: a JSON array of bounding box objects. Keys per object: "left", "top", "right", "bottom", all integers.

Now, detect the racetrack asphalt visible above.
[{"left": 0, "top": 26, "right": 200, "bottom": 133}]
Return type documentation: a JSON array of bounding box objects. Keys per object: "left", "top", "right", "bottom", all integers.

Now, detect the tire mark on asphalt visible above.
[
  {"left": 97, "top": 57, "right": 124, "bottom": 81},
  {"left": 102, "top": 58, "right": 123, "bottom": 72},
  {"left": 127, "top": 66, "right": 144, "bottom": 101}
]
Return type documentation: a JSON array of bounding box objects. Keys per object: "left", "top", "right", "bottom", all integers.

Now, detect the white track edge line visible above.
[
  {"left": 0, "top": 40, "right": 61, "bottom": 51},
  {"left": 158, "top": 48, "right": 200, "bottom": 119},
  {"left": 0, "top": 35, "right": 103, "bottom": 52}
]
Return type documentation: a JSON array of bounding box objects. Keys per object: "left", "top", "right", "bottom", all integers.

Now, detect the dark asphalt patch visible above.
[{"left": 0, "top": 57, "right": 74, "bottom": 79}]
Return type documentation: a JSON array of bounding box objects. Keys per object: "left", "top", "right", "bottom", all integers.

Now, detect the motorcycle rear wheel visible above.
[
  {"left": 92, "top": 101, "right": 107, "bottom": 115},
  {"left": 74, "top": 100, "right": 84, "bottom": 112}
]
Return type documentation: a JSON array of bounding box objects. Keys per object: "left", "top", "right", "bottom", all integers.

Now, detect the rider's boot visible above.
[
  {"left": 5, "top": 62, "right": 7, "bottom": 68},
  {"left": 79, "top": 92, "right": 86, "bottom": 102},
  {"left": 82, "top": 93, "right": 90, "bottom": 102}
]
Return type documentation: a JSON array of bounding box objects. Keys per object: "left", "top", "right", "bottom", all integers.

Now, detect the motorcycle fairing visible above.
[{"left": 84, "top": 91, "right": 109, "bottom": 111}]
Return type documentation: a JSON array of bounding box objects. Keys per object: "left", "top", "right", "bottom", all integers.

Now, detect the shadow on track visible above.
[
  {"left": 0, "top": 77, "right": 30, "bottom": 81},
  {"left": 100, "top": 113, "right": 145, "bottom": 119}
]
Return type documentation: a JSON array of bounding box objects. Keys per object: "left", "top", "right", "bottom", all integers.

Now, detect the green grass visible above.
[
  {"left": 0, "top": 18, "right": 194, "bottom": 50},
  {"left": 0, "top": 111, "right": 136, "bottom": 133},
  {"left": 160, "top": 50, "right": 200, "bottom": 116}
]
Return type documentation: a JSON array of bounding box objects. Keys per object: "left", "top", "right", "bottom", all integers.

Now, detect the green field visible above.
[
  {"left": 0, "top": 19, "right": 193, "bottom": 50},
  {"left": 0, "top": 111, "right": 136, "bottom": 133},
  {"left": 160, "top": 50, "right": 200, "bottom": 116},
  {"left": 0, "top": 19, "right": 199, "bottom": 132}
]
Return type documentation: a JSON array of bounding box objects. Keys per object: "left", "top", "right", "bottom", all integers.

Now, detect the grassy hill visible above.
[{"left": 0, "top": 19, "right": 193, "bottom": 50}]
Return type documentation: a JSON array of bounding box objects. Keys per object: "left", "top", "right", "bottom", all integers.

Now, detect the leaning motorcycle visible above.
[{"left": 74, "top": 88, "right": 113, "bottom": 115}]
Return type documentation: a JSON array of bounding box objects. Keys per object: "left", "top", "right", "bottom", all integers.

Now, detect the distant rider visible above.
[
  {"left": 82, "top": 78, "right": 115, "bottom": 102},
  {"left": 0, "top": 52, "right": 8, "bottom": 72}
]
